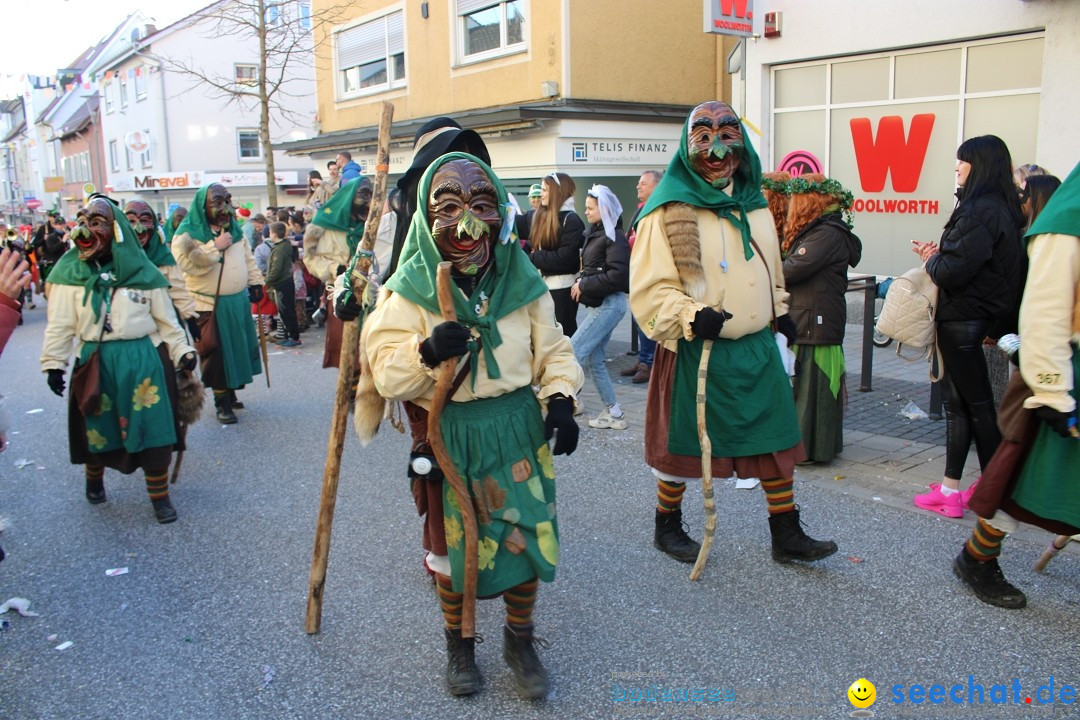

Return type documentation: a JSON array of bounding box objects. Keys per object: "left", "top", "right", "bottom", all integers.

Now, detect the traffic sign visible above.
[
  {"left": 11, "top": 182, "right": 19, "bottom": 190},
  {"left": 25, "top": 198, "right": 42, "bottom": 209}
]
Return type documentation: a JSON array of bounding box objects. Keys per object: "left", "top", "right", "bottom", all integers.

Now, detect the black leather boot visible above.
[
  {"left": 768, "top": 506, "right": 837, "bottom": 562},
  {"left": 953, "top": 547, "right": 1026, "bottom": 609},
  {"left": 85, "top": 475, "right": 106, "bottom": 504},
  {"left": 214, "top": 393, "right": 237, "bottom": 424},
  {"left": 503, "top": 625, "right": 548, "bottom": 700},
  {"left": 151, "top": 496, "right": 178, "bottom": 524},
  {"left": 228, "top": 389, "right": 244, "bottom": 410},
  {"left": 444, "top": 628, "right": 481, "bottom": 696},
  {"left": 653, "top": 509, "right": 701, "bottom": 563}
]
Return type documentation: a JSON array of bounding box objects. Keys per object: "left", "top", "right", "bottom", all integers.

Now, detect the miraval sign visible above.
[{"left": 111, "top": 172, "right": 204, "bottom": 192}]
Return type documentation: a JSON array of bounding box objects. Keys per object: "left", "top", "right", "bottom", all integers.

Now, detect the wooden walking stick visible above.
[
  {"left": 257, "top": 312, "right": 270, "bottom": 388},
  {"left": 689, "top": 339, "right": 717, "bottom": 582},
  {"left": 306, "top": 100, "right": 394, "bottom": 635},
  {"left": 427, "top": 261, "right": 479, "bottom": 638}
]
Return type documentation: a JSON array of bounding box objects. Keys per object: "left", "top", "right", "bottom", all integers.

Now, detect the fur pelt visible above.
[
  {"left": 664, "top": 202, "right": 707, "bottom": 302},
  {"left": 353, "top": 286, "right": 391, "bottom": 446},
  {"left": 175, "top": 370, "right": 205, "bottom": 425}
]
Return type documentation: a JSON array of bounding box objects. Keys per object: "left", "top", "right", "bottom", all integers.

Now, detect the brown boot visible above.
[
  {"left": 631, "top": 363, "right": 651, "bottom": 383},
  {"left": 620, "top": 362, "right": 644, "bottom": 377}
]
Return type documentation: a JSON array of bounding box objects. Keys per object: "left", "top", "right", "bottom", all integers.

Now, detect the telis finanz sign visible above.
[{"left": 704, "top": 0, "right": 754, "bottom": 38}]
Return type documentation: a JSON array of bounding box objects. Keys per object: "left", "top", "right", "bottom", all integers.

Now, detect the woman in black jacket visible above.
[
  {"left": 529, "top": 172, "right": 585, "bottom": 337},
  {"left": 570, "top": 185, "right": 630, "bottom": 430},
  {"left": 781, "top": 175, "right": 862, "bottom": 464},
  {"left": 912, "top": 135, "right": 1025, "bottom": 517}
]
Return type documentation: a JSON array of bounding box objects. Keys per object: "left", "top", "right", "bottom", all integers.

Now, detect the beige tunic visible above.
[
  {"left": 1020, "top": 232, "right": 1080, "bottom": 414},
  {"left": 160, "top": 263, "right": 197, "bottom": 320},
  {"left": 364, "top": 288, "right": 583, "bottom": 411},
  {"left": 302, "top": 225, "right": 351, "bottom": 284},
  {"left": 630, "top": 203, "right": 788, "bottom": 352},
  {"left": 171, "top": 232, "right": 264, "bottom": 312},
  {"left": 41, "top": 284, "right": 194, "bottom": 371}
]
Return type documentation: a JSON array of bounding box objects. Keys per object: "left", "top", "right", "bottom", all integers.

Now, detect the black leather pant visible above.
[{"left": 937, "top": 319, "right": 1002, "bottom": 480}]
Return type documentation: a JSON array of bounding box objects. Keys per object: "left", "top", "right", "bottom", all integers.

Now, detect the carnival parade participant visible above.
[
  {"left": 124, "top": 200, "right": 200, "bottom": 342},
  {"left": 302, "top": 176, "right": 372, "bottom": 369},
  {"left": 364, "top": 152, "right": 583, "bottom": 699},
  {"left": 781, "top": 174, "right": 862, "bottom": 464},
  {"left": 40, "top": 197, "right": 196, "bottom": 523},
  {"left": 956, "top": 161, "right": 1080, "bottom": 609},
  {"left": 171, "top": 184, "right": 264, "bottom": 424},
  {"left": 164, "top": 206, "right": 187, "bottom": 244},
  {"left": 630, "top": 100, "right": 837, "bottom": 565}
]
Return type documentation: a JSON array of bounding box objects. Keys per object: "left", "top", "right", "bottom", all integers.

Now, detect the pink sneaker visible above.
[
  {"left": 913, "top": 484, "right": 963, "bottom": 518},
  {"left": 961, "top": 478, "right": 981, "bottom": 508}
]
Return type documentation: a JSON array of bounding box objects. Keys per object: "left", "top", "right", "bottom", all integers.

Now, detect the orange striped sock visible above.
[
  {"left": 504, "top": 578, "right": 538, "bottom": 631},
  {"left": 966, "top": 518, "right": 1007, "bottom": 561},
  {"left": 85, "top": 463, "right": 105, "bottom": 485},
  {"left": 436, "top": 573, "right": 463, "bottom": 630},
  {"left": 761, "top": 477, "right": 795, "bottom": 515},
  {"left": 144, "top": 467, "right": 169, "bottom": 501},
  {"left": 656, "top": 479, "right": 687, "bottom": 514}
]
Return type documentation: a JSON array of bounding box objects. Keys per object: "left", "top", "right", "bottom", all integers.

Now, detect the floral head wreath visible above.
[{"left": 763, "top": 175, "right": 855, "bottom": 228}]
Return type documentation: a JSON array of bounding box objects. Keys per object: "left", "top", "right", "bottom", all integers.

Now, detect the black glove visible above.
[
  {"left": 419, "top": 322, "right": 471, "bottom": 368},
  {"left": 1035, "top": 406, "right": 1079, "bottom": 439},
  {"left": 178, "top": 352, "right": 197, "bottom": 372},
  {"left": 544, "top": 395, "right": 579, "bottom": 456},
  {"left": 47, "top": 369, "right": 65, "bottom": 396},
  {"left": 690, "top": 307, "right": 733, "bottom": 340},
  {"left": 334, "top": 291, "right": 361, "bottom": 322},
  {"left": 776, "top": 313, "right": 798, "bottom": 347},
  {"left": 248, "top": 285, "right": 264, "bottom": 303},
  {"left": 186, "top": 316, "right": 202, "bottom": 342},
  {"left": 336, "top": 265, "right": 347, "bottom": 276}
]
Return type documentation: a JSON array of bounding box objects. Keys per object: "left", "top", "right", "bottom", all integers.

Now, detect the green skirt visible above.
[
  {"left": 214, "top": 291, "right": 262, "bottom": 389},
  {"left": 440, "top": 386, "right": 558, "bottom": 596},
  {"left": 1010, "top": 347, "right": 1080, "bottom": 528},
  {"left": 793, "top": 344, "right": 845, "bottom": 463},
  {"left": 78, "top": 338, "right": 177, "bottom": 455},
  {"left": 668, "top": 327, "right": 801, "bottom": 458}
]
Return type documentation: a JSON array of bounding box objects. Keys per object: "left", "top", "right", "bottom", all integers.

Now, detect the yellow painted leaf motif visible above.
[
  {"left": 477, "top": 536, "right": 498, "bottom": 572},
  {"left": 132, "top": 378, "right": 160, "bottom": 411},
  {"left": 536, "top": 443, "right": 554, "bottom": 479},
  {"left": 444, "top": 514, "right": 463, "bottom": 550},
  {"left": 86, "top": 428, "right": 108, "bottom": 450},
  {"left": 96, "top": 393, "right": 113, "bottom": 416},
  {"left": 526, "top": 475, "right": 545, "bottom": 502},
  {"left": 445, "top": 486, "right": 460, "bottom": 513},
  {"left": 536, "top": 521, "right": 558, "bottom": 565}
]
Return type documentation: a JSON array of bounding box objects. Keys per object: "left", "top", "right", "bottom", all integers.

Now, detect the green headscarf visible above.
[
  {"left": 126, "top": 202, "right": 176, "bottom": 268},
  {"left": 46, "top": 205, "right": 169, "bottom": 320},
  {"left": 311, "top": 177, "right": 372, "bottom": 255},
  {"left": 635, "top": 109, "right": 767, "bottom": 260},
  {"left": 1026, "top": 161, "right": 1080, "bottom": 239},
  {"left": 163, "top": 207, "right": 184, "bottom": 244},
  {"left": 173, "top": 185, "right": 243, "bottom": 244},
  {"left": 385, "top": 152, "right": 549, "bottom": 385}
]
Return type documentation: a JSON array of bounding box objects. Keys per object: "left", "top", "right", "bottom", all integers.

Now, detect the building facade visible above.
[
  {"left": 284, "top": 0, "right": 735, "bottom": 217},
  {"left": 741, "top": 0, "right": 1080, "bottom": 276}
]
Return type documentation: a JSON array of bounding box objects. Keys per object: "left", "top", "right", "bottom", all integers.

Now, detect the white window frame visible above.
[
  {"left": 237, "top": 128, "right": 262, "bottom": 162},
  {"left": 119, "top": 75, "right": 129, "bottom": 108},
  {"left": 334, "top": 9, "right": 406, "bottom": 102},
  {"left": 125, "top": 144, "right": 134, "bottom": 171},
  {"left": 104, "top": 82, "right": 115, "bottom": 114},
  {"left": 235, "top": 64, "right": 259, "bottom": 87},
  {"left": 135, "top": 67, "right": 147, "bottom": 100},
  {"left": 140, "top": 130, "right": 153, "bottom": 168},
  {"left": 455, "top": 0, "right": 526, "bottom": 66},
  {"left": 108, "top": 140, "right": 119, "bottom": 172},
  {"left": 299, "top": 2, "right": 311, "bottom": 31}
]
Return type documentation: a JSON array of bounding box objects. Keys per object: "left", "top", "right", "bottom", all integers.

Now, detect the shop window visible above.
[
  {"left": 456, "top": 0, "right": 526, "bottom": 64},
  {"left": 966, "top": 38, "right": 1043, "bottom": 94},
  {"left": 773, "top": 111, "right": 826, "bottom": 170},
  {"left": 774, "top": 65, "right": 825, "bottom": 109},
  {"left": 336, "top": 10, "right": 405, "bottom": 100},
  {"left": 831, "top": 57, "right": 890, "bottom": 105},
  {"left": 895, "top": 49, "right": 960, "bottom": 100},
  {"left": 964, "top": 95, "right": 1040, "bottom": 163},
  {"left": 238, "top": 129, "right": 262, "bottom": 161}
]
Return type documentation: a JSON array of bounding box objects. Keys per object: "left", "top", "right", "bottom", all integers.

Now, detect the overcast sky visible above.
[{"left": 0, "top": 0, "right": 212, "bottom": 98}]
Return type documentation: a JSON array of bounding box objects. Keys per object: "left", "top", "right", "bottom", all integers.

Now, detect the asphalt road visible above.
[{"left": 1, "top": 307, "right": 1078, "bottom": 720}]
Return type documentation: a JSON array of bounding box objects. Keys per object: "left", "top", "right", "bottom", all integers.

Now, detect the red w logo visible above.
[
  {"left": 849, "top": 114, "right": 935, "bottom": 193},
  {"left": 718, "top": 0, "right": 752, "bottom": 19}
]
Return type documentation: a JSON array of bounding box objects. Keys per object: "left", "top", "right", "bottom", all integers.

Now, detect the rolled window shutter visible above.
[
  {"left": 457, "top": 0, "right": 500, "bottom": 16},
  {"left": 337, "top": 19, "right": 386, "bottom": 70}
]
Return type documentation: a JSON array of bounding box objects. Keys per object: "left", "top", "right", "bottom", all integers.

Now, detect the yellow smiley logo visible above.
[{"left": 848, "top": 678, "right": 876, "bottom": 709}]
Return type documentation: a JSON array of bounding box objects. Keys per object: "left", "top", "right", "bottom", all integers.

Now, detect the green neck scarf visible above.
[
  {"left": 46, "top": 210, "right": 169, "bottom": 320},
  {"left": 1026, "top": 161, "right": 1080, "bottom": 239},
  {"left": 636, "top": 114, "right": 767, "bottom": 260},
  {"left": 312, "top": 177, "right": 370, "bottom": 255},
  {"left": 173, "top": 185, "right": 244, "bottom": 245},
  {"left": 385, "top": 152, "right": 549, "bottom": 385}
]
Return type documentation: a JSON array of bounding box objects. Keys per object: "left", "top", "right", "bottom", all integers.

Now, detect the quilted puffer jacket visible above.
[{"left": 926, "top": 194, "right": 1025, "bottom": 336}]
